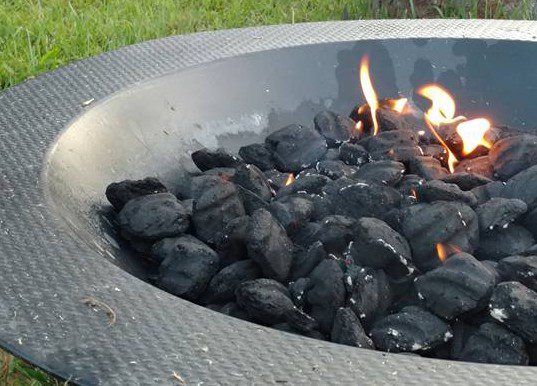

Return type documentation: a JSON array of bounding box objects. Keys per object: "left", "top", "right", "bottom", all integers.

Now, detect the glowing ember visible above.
[
  {"left": 456, "top": 118, "right": 492, "bottom": 155},
  {"left": 389, "top": 98, "right": 408, "bottom": 114},
  {"left": 285, "top": 173, "right": 295, "bottom": 186},
  {"left": 355, "top": 120, "right": 364, "bottom": 133},
  {"left": 410, "top": 189, "right": 417, "bottom": 199},
  {"left": 359, "top": 55, "right": 380, "bottom": 136},
  {"left": 436, "top": 243, "right": 462, "bottom": 263}
]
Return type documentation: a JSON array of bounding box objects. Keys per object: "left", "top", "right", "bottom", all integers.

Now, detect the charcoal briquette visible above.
[
  {"left": 476, "top": 224, "right": 534, "bottom": 261},
  {"left": 269, "top": 195, "right": 314, "bottom": 233},
  {"left": 245, "top": 209, "right": 293, "bottom": 282},
  {"left": 366, "top": 129, "right": 419, "bottom": 161},
  {"left": 289, "top": 277, "right": 311, "bottom": 308},
  {"left": 315, "top": 160, "right": 358, "bottom": 179},
  {"left": 338, "top": 142, "right": 369, "bottom": 166},
  {"left": 370, "top": 306, "right": 452, "bottom": 353},
  {"left": 475, "top": 197, "right": 527, "bottom": 232},
  {"left": 415, "top": 253, "right": 496, "bottom": 319},
  {"left": 235, "top": 278, "right": 294, "bottom": 325},
  {"left": 265, "top": 124, "right": 328, "bottom": 172},
  {"left": 106, "top": 177, "right": 167, "bottom": 211},
  {"left": 351, "top": 160, "right": 405, "bottom": 186},
  {"left": 263, "top": 169, "right": 289, "bottom": 191},
  {"left": 285, "top": 307, "right": 319, "bottom": 333},
  {"left": 289, "top": 241, "right": 327, "bottom": 281},
  {"left": 471, "top": 181, "right": 506, "bottom": 205},
  {"left": 314, "top": 215, "right": 358, "bottom": 255},
  {"left": 313, "top": 110, "right": 356, "bottom": 147},
  {"left": 497, "top": 255, "right": 537, "bottom": 292},
  {"left": 396, "top": 174, "right": 425, "bottom": 197},
  {"left": 416, "top": 179, "right": 478, "bottom": 208},
  {"left": 236, "top": 185, "right": 269, "bottom": 215},
  {"left": 218, "top": 302, "right": 254, "bottom": 322},
  {"left": 119, "top": 192, "right": 190, "bottom": 240},
  {"left": 275, "top": 173, "right": 330, "bottom": 198},
  {"left": 233, "top": 163, "right": 272, "bottom": 201},
  {"left": 157, "top": 235, "right": 220, "bottom": 301},
  {"left": 331, "top": 307, "right": 374, "bottom": 349},
  {"left": 501, "top": 165, "right": 537, "bottom": 210},
  {"left": 289, "top": 222, "right": 321, "bottom": 248},
  {"left": 322, "top": 148, "right": 340, "bottom": 161},
  {"left": 214, "top": 215, "right": 249, "bottom": 267},
  {"left": 238, "top": 143, "right": 275, "bottom": 171},
  {"left": 454, "top": 156, "right": 494, "bottom": 179},
  {"left": 408, "top": 156, "right": 449, "bottom": 180},
  {"left": 206, "top": 260, "right": 261, "bottom": 303},
  {"left": 489, "top": 134, "right": 537, "bottom": 180},
  {"left": 191, "top": 147, "right": 242, "bottom": 171},
  {"left": 440, "top": 172, "right": 492, "bottom": 191},
  {"left": 203, "top": 167, "right": 236, "bottom": 180}
]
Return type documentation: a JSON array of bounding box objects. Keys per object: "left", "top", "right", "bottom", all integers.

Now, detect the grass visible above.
[{"left": 0, "top": 0, "right": 534, "bottom": 384}]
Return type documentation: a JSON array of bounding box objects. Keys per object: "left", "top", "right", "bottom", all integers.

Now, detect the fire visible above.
[
  {"left": 284, "top": 173, "right": 295, "bottom": 186},
  {"left": 389, "top": 98, "right": 408, "bottom": 114},
  {"left": 456, "top": 118, "right": 492, "bottom": 155},
  {"left": 355, "top": 120, "right": 363, "bottom": 133},
  {"left": 436, "top": 243, "right": 462, "bottom": 263},
  {"left": 359, "top": 55, "right": 379, "bottom": 136},
  {"left": 410, "top": 189, "right": 417, "bottom": 200}
]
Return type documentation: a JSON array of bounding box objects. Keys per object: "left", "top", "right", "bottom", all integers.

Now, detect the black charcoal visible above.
[
  {"left": 238, "top": 143, "right": 275, "bottom": 171},
  {"left": 454, "top": 156, "right": 494, "bottom": 179},
  {"left": 157, "top": 235, "right": 220, "bottom": 301},
  {"left": 314, "top": 215, "right": 358, "bottom": 255},
  {"left": 119, "top": 193, "right": 190, "bottom": 240},
  {"left": 476, "top": 198, "right": 527, "bottom": 232},
  {"left": 203, "top": 167, "right": 236, "bottom": 180},
  {"left": 219, "top": 302, "right": 253, "bottom": 322},
  {"left": 323, "top": 148, "right": 340, "bottom": 161},
  {"left": 497, "top": 255, "right": 537, "bottom": 292},
  {"left": 338, "top": 142, "right": 369, "bottom": 166},
  {"left": 314, "top": 110, "right": 355, "bottom": 147},
  {"left": 191, "top": 147, "right": 242, "bottom": 171},
  {"left": 106, "top": 177, "right": 167, "bottom": 211},
  {"left": 416, "top": 180, "right": 478, "bottom": 207},
  {"left": 233, "top": 164, "right": 272, "bottom": 200},
  {"left": 289, "top": 278, "right": 311, "bottom": 308},
  {"left": 408, "top": 156, "right": 449, "bottom": 180},
  {"left": 265, "top": 124, "right": 328, "bottom": 172},
  {"left": 366, "top": 130, "right": 419, "bottom": 160},
  {"left": 471, "top": 181, "right": 505, "bottom": 205},
  {"left": 206, "top": 260, "right": 261, "bottom": 303},
  {"left": 476, "top": 225, "right": 534, "bottom": 261},
  {"left": 269, "top": 195, "right": 314, "bottom": 233},
  {"left": 235, "top": 279, "right": 294, "bottom": 325},
  {"left": 276, "top": 173, "right": 330, "bottom": 198},
  {"left": 440, "top": 172, "right": 492, "bottom": 191},
  {"left": 370, "top": 306, "right": 452, "bottom": 353},
  {"left": 289, "top": 222, "right": 321, "bottom": 248},
  {"left": 502, "top": 165, "right": 537, "bottom": 210},
  {"left": 331, "top": 307, "right": 374, "bottom": 349},
  {"left": 489, "top": 135, "right": 537, "bottom": 180},
  {"left": 351, "top": 160, "right": 405, "bottom": 185},
  {"left": 523, "top": 207, "right": 537, "bottom": 238},
  {"left": 264, "top": 169, "right": 289, "bottom": 191},
  {"left": 315, "top": 160, "right": 357, "bottom": 179},
  {"left": 237, "top": 185, "right": 269, "bottom": 215},
  {"left": 285, "top": 307, "right": 318, "bottom": 333},
  {"left": 396, "top": 174, "right": 424, "bottom": 197},
  {"left": 245, "top": 209, "right": 293, "bottom": 282},
  {"left": 289, "top": 241, "right": 327, "bottom": 281},
  {"left": 214, "top": 216, "right": 249, "bottom": 267},
  {"left": 415, "top": 253, "right": 496, "bottom": 319},
  {"left": 190, "top": 174, "right": 223, "bottom": 198}
]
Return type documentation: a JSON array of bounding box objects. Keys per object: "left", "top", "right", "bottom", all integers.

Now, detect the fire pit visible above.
[{"left": 3, "top": 20, "right": 537, "bottom": 384}]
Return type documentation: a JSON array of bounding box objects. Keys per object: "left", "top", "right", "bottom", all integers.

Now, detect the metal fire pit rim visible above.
[{"left": 2, "top": 19, "right": 537, "bottom": 385}]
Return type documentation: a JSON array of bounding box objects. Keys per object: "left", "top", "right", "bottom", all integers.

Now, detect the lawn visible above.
[{"left": 0, "top": 0, "right": 535, "bottom": 384}]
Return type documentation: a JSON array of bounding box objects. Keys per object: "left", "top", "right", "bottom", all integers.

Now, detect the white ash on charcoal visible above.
[
  {"left": 399, "top": 201, "right": 479, "bottom": 271},
  {"left": 245, "top": 209, "right": 293, "bottom": 282},
  {"left": 344, "top": 265, "right": 392, "bottom": 329},
  {"left": 370, "top": 306, "right": 452, "bottom": 353},
  {"left": 238, "top": 143, "right": 275, "bottom": 171},
  {"left": 288, "top": 277, "right": 310, "bottom": 309},
  {"left": 192, "top": 179, "right": 245, "bottom": 244},
  {"left": 414, "top": 253, "right": 496, "bottom": 320},
  {"left": 313, "top": 110, "right": 356, "bottom": 147},
  {"left": 157, "top": 235, "right": 220, "bottom": 301},
  {"left": 268, "top": 195, "right": 314, "bottom": 233},
  {"left": 265, "top": 124, "right": 328, "bottom": 172},
  {"left": 119, "top": 193, "right": 190, "bottom": 240},
  {"left": 275, "top": 173, "right": 330, "bottom": 198},
  {"left": 289, "top": 242, "right": 327, "bottom": 281},
  {"left": 235, "top": 278, "right": 294, "bottom": 325},
  {"left": 338, "top": 142, "right": 369, "bottom": 166},
  {"left": 458, "top": 322, "right": 529, "bottom": 365},
  {"left": 350, "top": 160, "right": 406, "bottom": 185},
  {"left": 489, "top": 135, "right": 537, "bottom": 180},
  {"left": 475, "top": 225, "right": 534, "bottom": 261},
  {"left": 408, "top": 156, "right": 449, "bottom": 180},
  {"left": 331, "top": 307, "right": 374, "bottom": 349},
  {"left": 415, "top": 179, "right": 478, "bottom": 208},
  {"left": 440, "top": 172, "right": 492, "bottom": 191},
  {"left": 315, "top": 160, "right": 358, "bottom": 179},
  {"left": 454, "top": 156, "right": 494, "bottom": 179},
  {"left": 191, "top": 147, "right": 242, "bottom": 171},
  {"left": 205, "top": 260, "right": 261, "bottom": 303},
  {"left": 497, "top": 255, "right": 537, "bottom": 292},
  {"left": 489, "top": 282, "right": 537, "bottom": 344},
  {"left": 475, "top": 197, "right": 527, "bottom": 232},
  {"left": 106, "top": 177, "right": 167, "bottom": 211},
  {"left": 349, "top": 217, "right": 414, "bottom": 278}
]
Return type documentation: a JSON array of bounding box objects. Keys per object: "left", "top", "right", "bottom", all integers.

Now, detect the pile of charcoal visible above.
[{"left": 106, "top": 105, "right": 537, "bottom": 366}]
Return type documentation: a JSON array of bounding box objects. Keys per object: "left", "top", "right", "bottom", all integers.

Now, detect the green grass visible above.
[{"left": 0, "top": 0, "right": 535, "bottom": 384}]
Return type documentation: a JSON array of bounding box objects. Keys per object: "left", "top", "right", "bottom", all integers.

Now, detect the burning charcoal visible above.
[
  {"left": 323, "top": 148, "right": 340, "bottom": 161},
  {"left": 157, "top": 235, "right": 220, "bottom": 301},
  {"left": 416, "top": 180, "right": 478, "bottom": 208},
  {"left": 345, "top": 265, "right": 392, "bottom": 328},
  {"left": 238, "top": 143, "right": 275, "bottom": 171},
  {"left": 399, "top": 201, "right": 479, "bottom": 272},
  {"left": 276, "top": 173, "right": 330, "bottom": 198},
  {"left": 476, "top": 225, "right": 534, "bottom": 261},
  {"left": 501, "top": 165, "right": 537, "bottom": 210},
  {"left": 285, "top": 307, "right": 318, "bottom": 333},
  {"left": 349, "top": 217, "right": 414, "bottom": 277},
  {"left": 458, "top": 322, "right": 529, "bottom": 365},
  {"left": 396, "top": 174, "right": 424, "bottom": 197},
  {"left": 233, "top": 164, "right": 272, "bottom": 200},
  {"left": 338, "top": 142, "right": 369, "bottom": 166},
  {"left": 454, "top": 156, "right": 494, "bottom": 179},
  {"left": 265, "top": 124, "right": 327, "bottom": 172},
  {"left": 322, "top": 177, "right": 403, "bottom": 221},
  {"left": 376, "top": 107, "right": 416, "bottom": 132},
  {"left": 106, "top": 177, "right": 167, "bottom": 211},
  {"left": 471, "top": 181, "right": 505, "bottom": 205},
  {"left": 269, "top": 195, "right": 314, "bottom": 233},
  {"left": 440, "top": 172, "right": 492, "bottom": 191},
  {"left": 290, "top": 222, "right": 321, "bottom": 248},
  {"left": 214, "top": 215, "right": 249, "bottom": 267},
  {"left": 313, "top": 110, "right": 356, "bottom": 147},
  {"left": 408, "top": 156, "right": 449, "bottom": 180},
  {"left": 314, "top": 215, "right": 358, "bottom": 255},
  {"left": 367, "top": 130, "right": 419, "bottom": 161},
  {"left": 206, "top": 260, "right": 261, "bottom": 303},
  {"left": 290, "top": 241, "right": 327, "bottom": 281},
  {"left": 119, "top": 193, "right": 190, "bottom": 240},
  {"left": 203, "top": 167, "right": 236, "bottom": 180},
  {"left": 289, "top": 277, "right": 311, "bottom": 308},
  {"left": 264, "top": 169, "right": 289, "bottom": 191},
  {"left": 245, "top": 209, "right": 293, "bottom": 282},
  {"left": 331, "top": 307, "right": 374, "bottom": 349},
  {"left": 489, "top": 135, "right": 537, "bottom": 180},
  {"left": 306, "top": 260, "right": 346, "bottom": 333},
  {"left": 315, "top": 160, "right": 357, "bottom": 179},
  {"left": 489, "top": 282, "right": 537, "bottom": 343},
  {"left": 192, "top": 180, "right": 245, "bottom": 244},
  {"left": 351, "top": 160, "right": 405, "bottom": 186},
  {"left": 476, "top": 198, "right": 527, "bottom": 232},
  {"left": 415, "top": 253, "right": 496, "bottom": 319},
  {"left": 236, "top": 185, "right": 269, "bottom": 215},
  {"left": 370, "top": 306, "right": 452, "bottom": 353},
  {"left": 191, "top": 147, "right": 242, "bottom": 171},
  {"left": 497, "top": 255, "right": 537, "bottom": 292},
  {"left": 422, "top": 144, "right": 446, "bottom": 161},
  {"left": 372, "top": 146, "right": 423, "bottom": 163},
  {"left": 235, "top": 278, "right": 294, "bottom": 325}
]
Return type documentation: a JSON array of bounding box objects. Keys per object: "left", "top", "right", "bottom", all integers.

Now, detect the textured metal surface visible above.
[{"left": 2, "top": 20, "right": 537, "bottom": 385}]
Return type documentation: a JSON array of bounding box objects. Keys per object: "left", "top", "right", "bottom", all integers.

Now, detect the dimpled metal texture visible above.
[{"left": 2, "top": 20, "right": 537, "bottom": 385}]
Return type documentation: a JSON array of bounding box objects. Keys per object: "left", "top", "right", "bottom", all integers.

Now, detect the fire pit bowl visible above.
[{"left": 3, "top": 20, "right": 537, "bottom": 384}]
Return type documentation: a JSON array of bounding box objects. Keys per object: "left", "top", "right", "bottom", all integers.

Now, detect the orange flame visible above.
[
  {"left": 436, "top": 243, "right": 462, "bottom": 263},
  {"left": 456, "top": 118, "right": 492, "bottom": 155},
  {"left": 389, "top": 98, "right": 408, "bottom": 114},
  {"left": 417, "top": 85, "right": 463, "bottom": 173},
  {"left": 285, "top": 173, "right": 295, "bottom": 186},
  {"left": 355, "top": 120, "right": 363, "bottom": 133},
  {"left": 359, "top": 55, "right": 379, "bottom": 136}
]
